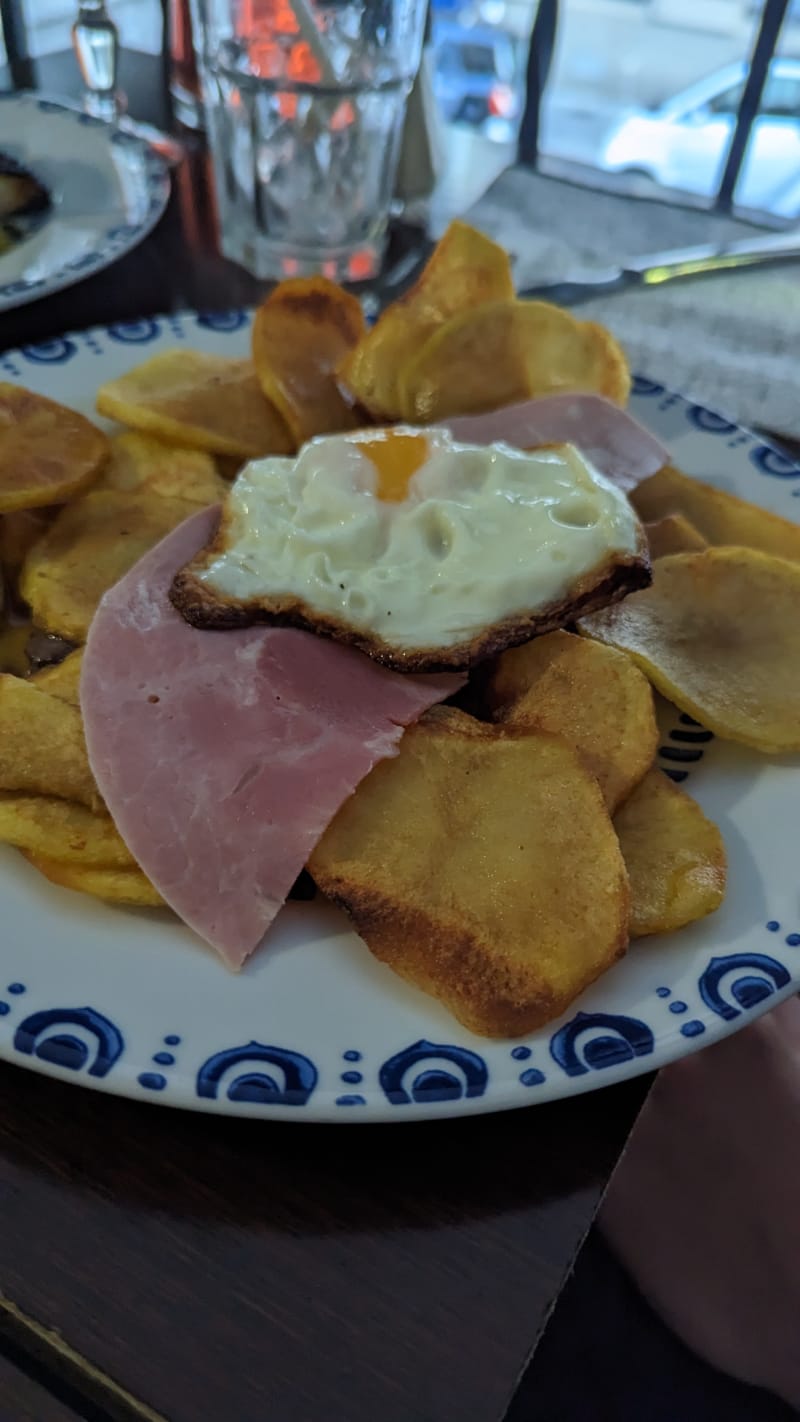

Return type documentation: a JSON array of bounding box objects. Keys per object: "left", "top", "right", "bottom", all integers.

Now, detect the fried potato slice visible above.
[
  {"left": 614, "top": 768, "right": 726, "bottom": 937},
  {"left": 0, "top": 674, "right": 99, "bottom": 809},
  {"left": 0, "top": 621, "right": 29, "bottom": 675},
  {"left": 1, "top": 507, "right": 54, "bottom": 582},
  {"left": 486, "top": 630, "right": 657, "bottom": 811},
  {"left": 580, "top": 547, "right": 800, "bottom": 752},
  {"left": 645, "top": 513, "right": 708, "bottom": 559},
  {"left": 252, "top": 277, "right": 366, "bottom": 444},
  {"left": 20, "top": 490, "right": 197, "bottom": 642},
  {"left": 95, "top": 432, "right": 226, "bottom": 506},
  {"left": 23, "top": 851, "right": 163, "bottom": 906},
  {"left": 215, "top": 455, "right": 245, "bottom": 481},
  {"left": 0, "top": 792, "right": 135, "bottom": 867},
  {"left": 0, "top": 383, "right": 109, "bottom": 512},
  {"left": 31, "top": 647, "right": 83, "bottom": 706},
  {"left": 633, "top": 464, "right": 800, "bottom": 562},
  {"left": 338, "top": 221, "right": 514, "bottom": 420},
  {"left": 309, "top": 707, "right": 629, "bottom": 1037},
  {"left": 96, "top": 352, "right": 293, "bottom": 460},
  {"left": 400, "top": 300, "right": 631, "bottom": 424}
]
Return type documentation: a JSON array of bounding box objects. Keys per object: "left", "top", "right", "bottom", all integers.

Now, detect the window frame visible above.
[{"left": 517, "top": 0, "right": 794, "bottom": 215}]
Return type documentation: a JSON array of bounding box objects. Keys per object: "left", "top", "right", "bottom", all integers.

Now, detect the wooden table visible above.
[{"left": 0, "top": 56, "right": 652, "bottom": 1422}]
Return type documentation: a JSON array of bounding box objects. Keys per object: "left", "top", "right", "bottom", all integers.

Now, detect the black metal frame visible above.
[
  {"left": 518, "top": 0, "right": 792, "bottom": 213},
  {"left": 0, "top": 0, "right": 34, "bottom": 89}
]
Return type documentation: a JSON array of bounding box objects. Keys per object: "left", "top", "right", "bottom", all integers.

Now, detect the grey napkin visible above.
[{"left": 466, "top": 167, "right": 800, "bottom": 438}]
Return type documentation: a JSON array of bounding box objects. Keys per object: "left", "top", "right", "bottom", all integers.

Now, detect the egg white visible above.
[{"left": 196, "top": 427, "right": 641, "bottom": 650}]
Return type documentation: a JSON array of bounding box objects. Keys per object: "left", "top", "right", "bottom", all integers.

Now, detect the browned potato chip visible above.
[
  {"left": 580, "top": 547, "right": 800, "bottom": 752},
  {"left": 0, "top": 383, "right": 109, "bottom": 512},
  {"left": 0, "top": 792, "right": 135, "bottom": 867},
  {"left": 95, "top": 432, "right": 226, "bottom": 506},
  {"left": 645, "top": 513, "right": 708, "bottom": 559},
  {"left": 252, "top": 277, "right": 366, "bottom": 444},
  {"left": 31, "top": 647, "right": 83, "bottom": 706},
  {"left": 96, "top": 351, "right": 293, "bottom": 460},
  {"left": 0, "top": 674, "right": 99, "bottom": 809},
  {"left": 486, "top": 630, "right": 658, "bottom": 811},
  {"left": 310, "top": 707, "right": 629, "bottom": 1037},
  {"left": 1, "top": 507, "right": 54, "bottom": 582},
  {"left": 400, "top": 300, "right": 631, "bottom": 424},
  {"left": 633, "top": 464, "right": 800, "bottom": 562},
  {"left": 21, "top": 489, "right": 197, "bottom": 642},
  {"left": 614, "top": 768, "right": 726, "bottom": 936},
  {"left": 216, "top": 455, "right": 245, "bottom": 482},
  {"left": 0, "top": 622, "right": 29, "bottom": 676},
  {"left": 338, "top": 220, "right": 514, "bottom": 420},
  {"left": 23, "top": 851, "right": 163, "bottom": 906}
]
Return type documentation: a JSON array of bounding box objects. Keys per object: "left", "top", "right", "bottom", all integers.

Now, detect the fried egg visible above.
[{"left": 172, "top": 427, "right": 649, "bottom": 670}]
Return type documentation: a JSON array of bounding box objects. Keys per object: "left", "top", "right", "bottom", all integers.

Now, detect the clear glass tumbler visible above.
[{"left": 189, "top": 0, "right": 428, "bottom": 282}]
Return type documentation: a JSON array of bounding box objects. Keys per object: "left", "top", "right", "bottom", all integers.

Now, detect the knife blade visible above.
[{"left": 519, "top": 229, "right": 800, "bottom": 305}]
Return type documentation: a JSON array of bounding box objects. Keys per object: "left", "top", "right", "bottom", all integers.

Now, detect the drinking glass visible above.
[{"left": 189, "top": 0, "right": 428, "bottom": 281}]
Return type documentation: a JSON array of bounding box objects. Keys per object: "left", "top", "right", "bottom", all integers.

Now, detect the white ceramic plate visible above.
[
  {"left": 0, "top": 94, "right": 169, "bottom": 314},
  {"left": 1, "top": 311, "right": 798, "bottom": 1121}
]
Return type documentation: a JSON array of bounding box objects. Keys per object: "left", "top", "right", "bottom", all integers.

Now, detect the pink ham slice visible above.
[
  {"left": 445, "top": 393, "right": 669, "bottom": 492},
  {"left": 81, "top": 507, "right": 462, "bottom": 969}
]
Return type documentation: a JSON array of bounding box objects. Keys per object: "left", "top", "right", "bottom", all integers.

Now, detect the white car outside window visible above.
[{"left": 600, "top": 58, "right": 800, "bottom": 215}]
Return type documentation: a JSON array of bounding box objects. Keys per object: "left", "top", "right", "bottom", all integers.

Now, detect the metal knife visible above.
[
  {"left": 518, "top": 228, "right": 800, "bottom": 306},
  {"left": 374, "top": 228, "right": 800, "bottom": 310}
]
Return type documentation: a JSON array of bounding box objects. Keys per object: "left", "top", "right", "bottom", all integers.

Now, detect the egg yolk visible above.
[{"left": 359, "top": 431, "right": 430, "bottom": 502}]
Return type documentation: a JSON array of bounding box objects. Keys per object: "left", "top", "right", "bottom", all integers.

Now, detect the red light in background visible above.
[
  {"left": 488, "top": 84, "right": 514, "bottom": 118},
  {"left": 348, "top": 248, "right": 377, "bottom": 280}
]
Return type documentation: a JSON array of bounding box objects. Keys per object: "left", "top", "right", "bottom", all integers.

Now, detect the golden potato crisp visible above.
[
  {"left": 633, "top": 464, "right": 800, "bottom": 562},
  {"left": 23, "top": 851, "right": 163, "bottom": 906},
  {"left": 0, "top": 622, "right": 29, "bottom": 676},
  {"left": 400, "top": 300, "right": 631, "bottom": 424},
  {"left": 0, "top": 793, "right": 135, "bottom": 867},
  {"left": 580, "top": 547, "right": 800, "bottom": 752},
  {"left": 0, "top": 383, "right": 109, "bottom": 513},
  {"left": 486, "top": 630, "right": 657, "bottom": 811},
  {"left": 338, "top": 220, "right": 514, "bottom": 420},
  {"left": 614, "top": 768, "right": 726, "bottom": 936},
  {"left": 310, "top": 707, "right": 629, "bottom": 1037},
  {"left": 96, "top": 351, "right": 293, "bottom": 460},
  {"left": 215, "top": 455, "right": 245, "bottom": 481},
  {"left": 21, "top": 489, "right": 197, "bottom": 642},
  {"left": 31, "top": 647, "right": 84, "bottom": 706},
  {"left": 1, "top": 507, "right": 54, "bottom": 582},
  {"left": 96, "top": 432, "right": 226, "bottom": 506},
  {"left": 0, "top": 674, "right": 99, "bottom": 809},
  {"left": 252, "top": 277, "right": 366, "bottom": 444},
  {"left": 645, "top": 513, "right": 708, "bottom": 559}
]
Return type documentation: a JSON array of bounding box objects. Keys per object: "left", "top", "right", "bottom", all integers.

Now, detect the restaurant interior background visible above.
[{"left": 7, "top": 0, "right": 800, "bottom": 223}]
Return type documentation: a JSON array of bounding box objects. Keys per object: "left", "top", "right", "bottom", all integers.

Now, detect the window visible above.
[
  {"left": 457, "top": 43, "right": 500, "bottom": 76},
  {"left": 709, "top": 83, "right": 746, "bottom": 117},
  {"left": 761, "top": 71, "right": 800, "bottom": 115}
]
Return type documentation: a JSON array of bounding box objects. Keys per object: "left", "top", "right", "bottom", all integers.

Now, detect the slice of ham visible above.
[
  {"left": 444, "top": 393, "right": 669, "bottom": 492},
  {"left": 81, "top": 507, "right": 462, "bottom": 969}
]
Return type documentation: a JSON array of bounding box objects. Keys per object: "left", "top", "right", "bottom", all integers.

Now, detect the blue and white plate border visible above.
[
  {"left": 0, "top": 93, "right": 170, "bottom": 314},
  {"left": 0, "top": 309, "right": 798, "bottom": 1124}
]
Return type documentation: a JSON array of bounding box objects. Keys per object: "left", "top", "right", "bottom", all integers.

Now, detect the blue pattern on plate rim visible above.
[
  {"left": 0, "top": 320, "right": 796, "bottom": 1117},
  {"left": 0, "top": 95, "right": 170, "bottom": 308},
  {"left": 0, "top": 916, "right": 796, "bottom": 1110}
]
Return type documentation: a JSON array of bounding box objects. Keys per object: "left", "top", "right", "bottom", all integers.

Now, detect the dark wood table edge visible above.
[{"left": 0, "top": 1297, "right": 167, "bottom": 1422}]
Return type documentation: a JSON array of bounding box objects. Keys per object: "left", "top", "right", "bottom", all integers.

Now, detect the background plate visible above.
[
  {"left": 0, "top": 313, "right": 798, "bottom": 1121},
  {"left": 0, "top": 94, "right": 170, "bottom": 313}
]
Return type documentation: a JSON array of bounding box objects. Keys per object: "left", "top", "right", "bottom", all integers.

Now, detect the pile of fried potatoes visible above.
[{"left": 1, "top": 220, "right": 799, "bottom": 1036}]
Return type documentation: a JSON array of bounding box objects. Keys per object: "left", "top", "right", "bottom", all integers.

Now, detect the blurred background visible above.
[{"left": 5, "top": 0, "right": 799, "bottom": 223}]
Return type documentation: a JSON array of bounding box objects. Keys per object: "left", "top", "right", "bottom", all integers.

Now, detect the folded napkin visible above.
[
  {"left": 601, "top": 997, "right": 800, "bottom": 1411},
  {"left": 467, "top": 168, "right": 800, "bottom": 440}
]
